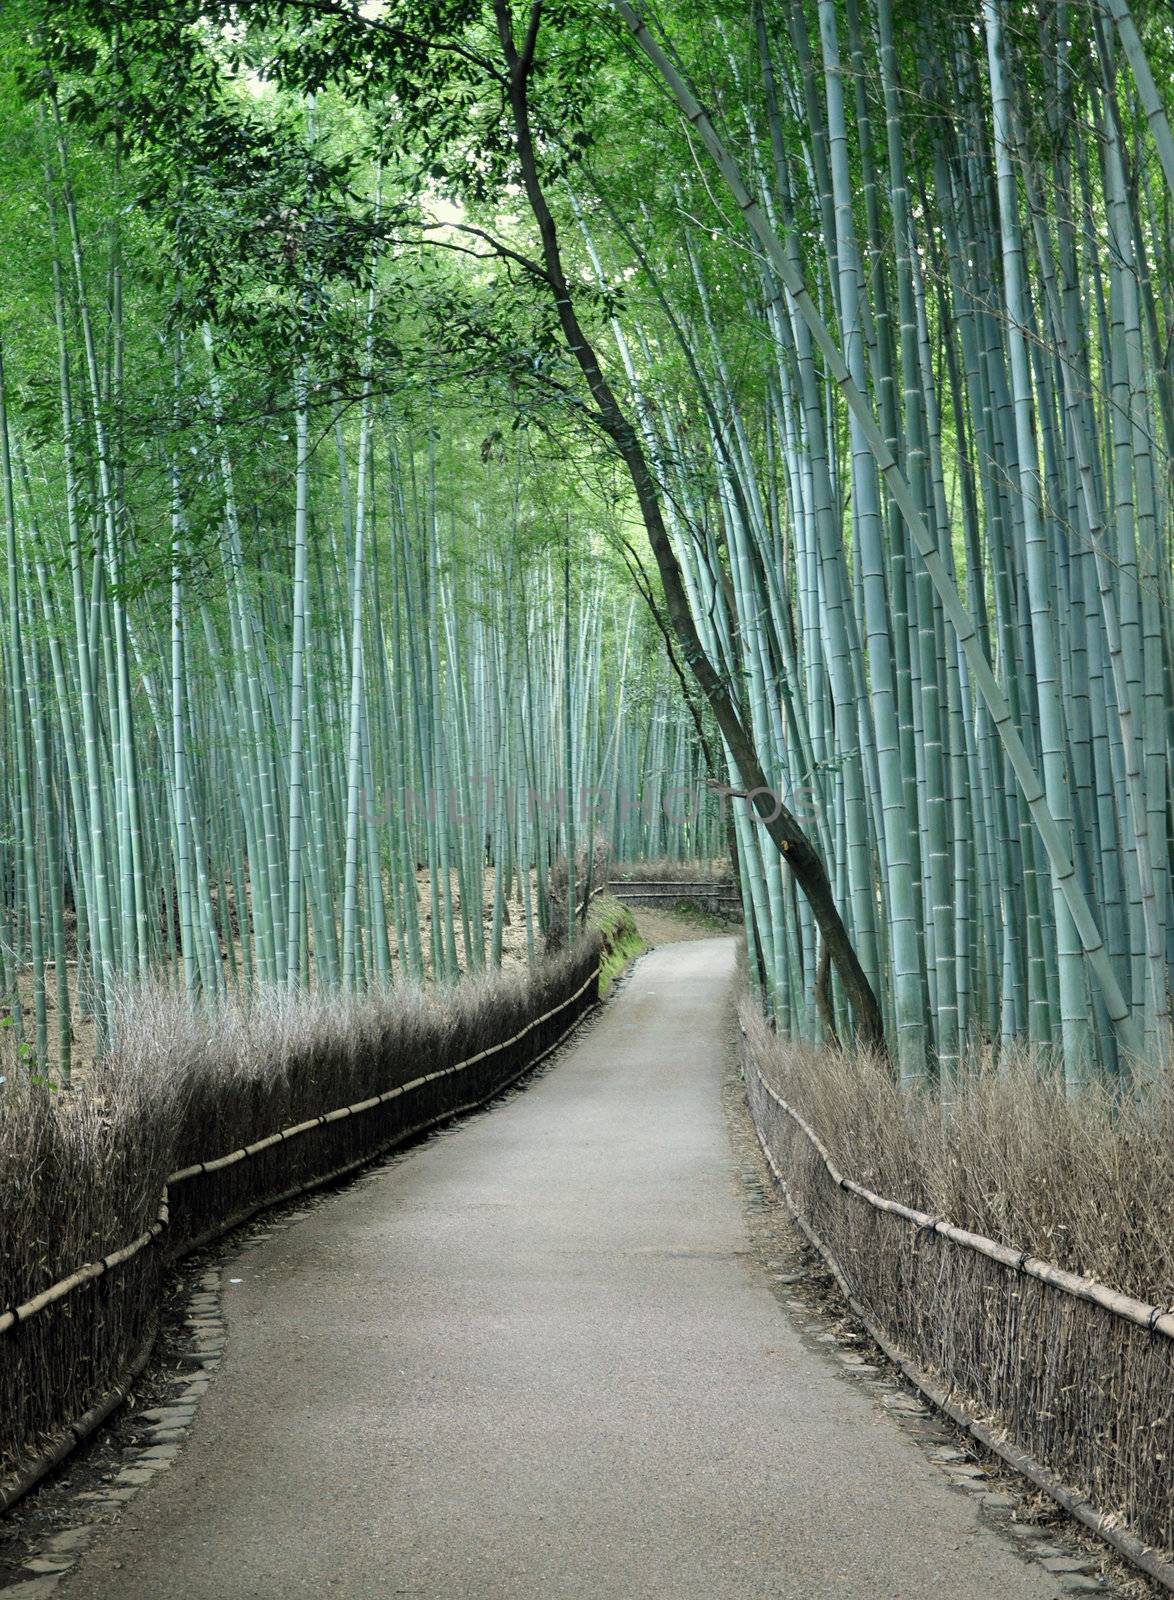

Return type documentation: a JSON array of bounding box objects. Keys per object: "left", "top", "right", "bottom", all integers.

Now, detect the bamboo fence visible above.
[
  {"left": 740, "top": 1026, "right": 1174, "bottom": 1588},
  {"left": 0, "top": 950, "right": 602, "bottom": 1511},
  {"left": 606, "top": 880, "right": 741, "bottom": 914}
]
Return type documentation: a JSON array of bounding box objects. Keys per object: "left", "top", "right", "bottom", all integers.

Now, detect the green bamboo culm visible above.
[
  {"left": 0, "top": 149, "right": 717, "bottom": 1071},
  {"left": 1, "top": 0, "right": 1169, "bottom": 1094},
  {"left": 604, "top": 0, "right": 1171, "bottom": 1083}
]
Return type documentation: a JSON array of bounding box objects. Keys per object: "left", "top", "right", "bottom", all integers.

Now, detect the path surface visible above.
[{"left": 62, "top": 939, "right": 1055, "bottom": 1599}]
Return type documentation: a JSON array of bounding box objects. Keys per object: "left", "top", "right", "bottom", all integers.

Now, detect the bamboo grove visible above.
[
  {"left": 1, "top": 350, "right": 716, "bottom": 1081},
  {"left": 592, "top": 0, "right": 1174, "bottom": 1085},
  {"left": 0, "top": 0, "right": 1172, "bottom": 1090},
  {"left": 0, "top": 74, "right": 720, "bottom": 1078}
]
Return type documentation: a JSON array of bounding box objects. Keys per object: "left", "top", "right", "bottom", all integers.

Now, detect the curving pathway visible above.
[{"left": 60, "top": 937, "right": 1057, "bottom": 1599}]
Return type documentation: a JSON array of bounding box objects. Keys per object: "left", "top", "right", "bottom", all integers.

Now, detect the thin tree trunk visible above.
[{"left": 493, "top": 0, "right": 887, "bottom": 1054}]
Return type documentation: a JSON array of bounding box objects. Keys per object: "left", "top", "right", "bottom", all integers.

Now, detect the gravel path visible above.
[{"left": 59, "top": 938, "right": 1057, "bottom": 1599}]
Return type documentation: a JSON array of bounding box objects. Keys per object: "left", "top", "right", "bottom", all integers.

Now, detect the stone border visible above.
[
  {"left": 0, "top": 1262, "right": 224, "bottom": 1598},
  {"left": 1, "top": 954, "right": 603, "bottom": 1521},
  {"left": 738, "top": 1024, "right": 1173, "bottom": 1594}
]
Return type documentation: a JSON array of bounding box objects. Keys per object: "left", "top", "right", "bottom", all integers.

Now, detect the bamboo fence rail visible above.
[
  {"left": 740, "top": 1025, "right": 1174, "bottom": 1587},
  {"left": 0, "top": 955, "right": 602, "bottom": 1512},
  {"left": 607, "top": 879, "right": 740, "bottom": 905}
]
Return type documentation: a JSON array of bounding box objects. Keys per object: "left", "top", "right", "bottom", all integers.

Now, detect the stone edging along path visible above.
[
  {"left": 40, "top": 937, "right": 1122, "bottom": 1600},
  {"left": 0, "top": 946, "right": 1145, "bottom": 1600}
]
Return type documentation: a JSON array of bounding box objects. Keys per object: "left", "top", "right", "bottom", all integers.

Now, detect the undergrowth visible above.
[
  {"left": 0, "top": 934, "right": 610, "bottom": 1492},
  {"left": 740, "top": 1000, "right": 1174, "bottom": 1304},
  {"left": 610, "top": 856, "right": 731, "bottom": 883},
  {"left": 0, "top": 941, "right": 602, "bottom": 1317},
  {"left": 658, "top": 898, "right": 738, "bottom": 932}
]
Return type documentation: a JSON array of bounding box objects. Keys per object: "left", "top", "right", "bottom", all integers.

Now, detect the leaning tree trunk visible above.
[
  {"left": 612, "top": 0, "right": 1143, "bottom": 1068},
  {"left": 492, "top": 0, "right": 888, "bottom": 1056}
]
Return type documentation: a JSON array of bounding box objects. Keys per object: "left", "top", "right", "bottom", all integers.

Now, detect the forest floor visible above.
[
  {"left": 10, "top": 876, "right": 729, "bottom": 1086},
  {"left": 39, "top": 936, "right": 1079, "bottom": 1600},
  {"left": 628, "top": 901, "right": 737, "bottom": 946},
  {"left": 8, "top": 867, "right": 588, "bottom": 1085}
]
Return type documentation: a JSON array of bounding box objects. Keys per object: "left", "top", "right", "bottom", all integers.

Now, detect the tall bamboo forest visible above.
[{"left": 1, "top": 0, "right": 1171, "bottom": 1091}]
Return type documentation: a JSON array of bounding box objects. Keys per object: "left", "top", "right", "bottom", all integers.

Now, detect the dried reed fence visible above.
[
  {"left": 607, "top": 880, "right": 741, "bottom": 913},
  {"left": 608, "top": 858, "right": 740, "bottom": 918},
  {"left": 0, "top": 937, "right": 603, "bottom": 1510},
  {"left": 610, "top": 857, "right": 732, "bottom": 885},
  {"left": 739, "top": 1010, "right": 1174, "bottom": 1590}
]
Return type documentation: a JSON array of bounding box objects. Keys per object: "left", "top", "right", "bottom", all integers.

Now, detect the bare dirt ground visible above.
[
  {"left": 7, "top": 868, "right": 551, "bottom": 1085},
  {"left": 12, "top": 876, "right": 712, "bottom": 1079},
  {"left": 629, "top": 903, "right": 737, "bottom": 947}
]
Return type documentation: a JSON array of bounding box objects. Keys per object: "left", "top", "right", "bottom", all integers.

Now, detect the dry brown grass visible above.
[
  {"left": 4, "top": 865, "right": 549, "bottom": 1091},
  {"left": 610, "top": 856, "right": 731, "bottom": 883},
  {"left": 739, "top": 1003, "right": 1174, "bottom": 1302},
  {"left": 740, "top": 1005, "right": 1174, "bottom": 1563},
  {"left": 0, "top": 934, "right": 606, "bottom": 1486}
]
